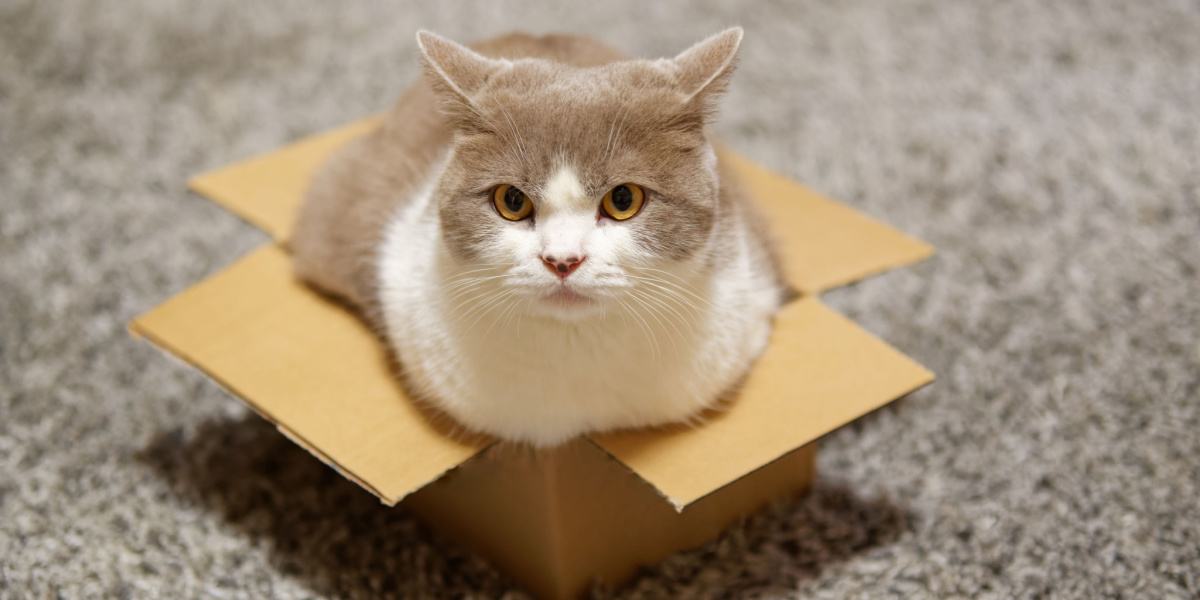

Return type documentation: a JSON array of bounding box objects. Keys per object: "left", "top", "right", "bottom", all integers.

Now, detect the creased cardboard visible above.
[
  {"left": 593, "top": 298, "right": 932, "bottom": 509},
  {"left": 131, "top": 245, "right": 484, "bottom": 503},
  {"left": 405, "top": 440, "right": 817, "bottom": 600},
  {"left": 135, "top": 118, "right": 934, "bottom": 598},
  {"left": 188, "top": 118, "right": 382, "bottom": 241},
  {"left": 719, "top": 151, "right": 934, "bottom": 294}
]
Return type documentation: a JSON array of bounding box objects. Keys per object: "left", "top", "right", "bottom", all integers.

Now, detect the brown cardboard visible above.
[
  {"left": 134, "top": 119, "right": 934, "bottom": 597},
  {"left": 593, "top": 297, "right": 931, "bottom": 509},
  {"left": 405, "top": 441, "right": 817, "bottom": 599},
  {"left": 187, "top": 118, "right": 383, "bottom": 241},
  {"left": 718, "top": 151, "right": 934, "bottom": 294},
  {"left": 131, "top": 245, "right": 485, "bottom": 503}
]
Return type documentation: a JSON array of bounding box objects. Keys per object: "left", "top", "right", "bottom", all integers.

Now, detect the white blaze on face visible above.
[{"left": 538, "top": 166, "right": 594, "bottom": 263}]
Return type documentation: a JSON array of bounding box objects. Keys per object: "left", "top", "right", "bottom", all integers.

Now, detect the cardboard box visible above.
[{"left": 131, "top": 117, "right": 934, "bottom": 598}]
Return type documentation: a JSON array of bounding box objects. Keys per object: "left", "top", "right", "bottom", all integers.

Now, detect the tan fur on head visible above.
[{"left": 415, "top": 27, "right": 745, "bottom": 266}]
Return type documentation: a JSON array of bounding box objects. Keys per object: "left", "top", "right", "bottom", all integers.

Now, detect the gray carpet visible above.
[{"left": 2, "top": 0, "right": 1198, "bottom": 597}]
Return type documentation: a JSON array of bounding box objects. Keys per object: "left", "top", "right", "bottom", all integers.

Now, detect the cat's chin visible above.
[{"left": 529, "top": 286, "right": 605, "bottom": 321}]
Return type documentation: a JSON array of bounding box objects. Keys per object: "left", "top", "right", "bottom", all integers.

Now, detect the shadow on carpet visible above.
[{"left": 137, "top": 415, "right": 911, "bottom": 597}]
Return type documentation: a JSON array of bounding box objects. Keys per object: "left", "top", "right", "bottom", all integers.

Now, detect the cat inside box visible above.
[{"left": 291, "top": 28, "right": 792, "bottom": 447}]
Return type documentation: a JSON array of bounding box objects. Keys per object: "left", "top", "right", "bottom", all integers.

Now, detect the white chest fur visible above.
[{"left": 377, "top": 178, "right": 780, "bottom": 447}]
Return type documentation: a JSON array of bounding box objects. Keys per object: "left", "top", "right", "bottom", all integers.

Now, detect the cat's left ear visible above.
[{"left": 671, "top": 27, "right": 744, "bottom": 123}]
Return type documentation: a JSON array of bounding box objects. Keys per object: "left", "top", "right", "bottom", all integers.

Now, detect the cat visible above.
[{"left": 291, "top": 28, "right": 791, "bottom": 447}]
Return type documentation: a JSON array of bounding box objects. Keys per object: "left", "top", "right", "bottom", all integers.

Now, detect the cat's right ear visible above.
[
  {"left": 668, "top": 27, "right": 744, "bottom": 128},
  {"left": 416, "top": 31, "right": 504, "bottom": 130}
]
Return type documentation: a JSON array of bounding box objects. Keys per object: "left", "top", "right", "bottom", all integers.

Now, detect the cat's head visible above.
[{"left": 420, "top": 29, "right": 742, "bottom": 321}]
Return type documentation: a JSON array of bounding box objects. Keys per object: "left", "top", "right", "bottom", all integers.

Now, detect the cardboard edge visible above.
[
  {"left": 813, "top": 241, "right": 936, "bottom": 293},
  {"left": 661, "top": 369, "right": 936, "bottom": 511},
  {"left": 580, "top": 437, "right": 689, "bottom": 513},
  {"left": 674, "top": 369, "right": 935, "bottom": 511},
  {"left": 185, "top": 116, "right": 385, "bottom": 243},
  {"left": 585, "top": 364, "right": 931, "bottom": 516},
  {"left": 674, "top": 373, "right": 934, "bottom": 510},
  {"left": 186, "top": 175, "right": 286, "bottom": 240},
  {"left": 587, "top": 299, "right": 937, "bottom": 511},
  {"left": 128, "top": 318, "right": 404, "bottom": 506},
  {"left": 718, "top": 148, "right": 937, "bottom": 293},
  {"left": 721, "top": 150, "right": 932, "bottom": 246},
  {"left": 581, "top": 437, "right": 827, "bottom": 514}
]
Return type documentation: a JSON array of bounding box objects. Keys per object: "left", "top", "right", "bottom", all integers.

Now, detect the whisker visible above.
[
  {"left": 637, "top": 276, "right": 710, "bottom": 308},
  {"left": 461, "top": 288, "right": 519, "bottom": 333},
  {"left": 630, "top": 266, "right": 707, "bottom": 289},
  {"left": 602, "top": 115, "right": 617, "bottom": 163},
  {"left": 644, "top": 283, "right": 706, "bottom": 320},
  {"left": 500, "top": 295, "right": 525, "bottom": 338},
  {"left": 627, "top": 290, "right": 682, "bottom": 355},
  {"left": 448, "top": 286, "right": 496, "bottom": 315},
  {"left": 445, "top": 281, "right": 498, "bottom": 304},
  {"left": 623, "top": 273, "right": 713, "bottom": 310},
  {"left": 446, "top": 262, "right": 513, "bottom": 276},
  {"left": 481, "top": 294, "right": 520, "bottom": 339},
  {"left": 618, "top": 297, "right": 660, "bottom": 359},
  {"left": 443, "top": 273, "right": 509, "bottom": 294},
  {"left": 496, "top": 104, "right": 530, "bottom": 163},
  {"left": 634, "top": 287, "right": 694, "bottom": 336}
]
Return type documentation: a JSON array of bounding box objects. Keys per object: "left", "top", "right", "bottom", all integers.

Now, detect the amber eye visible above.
[
  {"left": 492, "top": 184, "right": 533, "bottom": 221},
  {"left": 600, "top": 183, "right": 645, "bottom": 221}
]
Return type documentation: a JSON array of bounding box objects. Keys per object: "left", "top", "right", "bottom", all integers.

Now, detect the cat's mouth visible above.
[{"left": 543, "top": 285, "right": 592, "bottom": 307}]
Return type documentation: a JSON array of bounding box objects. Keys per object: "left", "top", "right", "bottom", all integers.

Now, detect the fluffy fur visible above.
[{"left": 291, "top": 29, "right": 789, "bottom": 446}]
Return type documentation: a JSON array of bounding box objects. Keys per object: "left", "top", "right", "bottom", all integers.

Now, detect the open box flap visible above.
[
  {"left": 188, "top": 119, "right": 932, "bottom": 293},
  {"left": 188, "top": 118, "right": 382, "bottom": 242},
  {"left": 590, "top": 297, "right": 933, "bottom": 510},
  {"left": 720, "top": 152, "right": 934, "bottom": 294},
  {"left": 130, "top": 244, "right": 485, "bottom": 506},
  {"left": 143, "top": 118, "right": 937, "bottom": 510}
]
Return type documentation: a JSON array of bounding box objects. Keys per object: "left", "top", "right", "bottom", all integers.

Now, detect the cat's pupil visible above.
[
  {"left": 612, "top": 186, "right": 633, "bottom": 211},
  {"left": 504, "top": 187, "right": 525, "bottom": 212}
]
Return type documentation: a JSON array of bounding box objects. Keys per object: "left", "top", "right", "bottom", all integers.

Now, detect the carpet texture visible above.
[{"left": 2, "top": 1, "right": 1198, "bottom": 597}]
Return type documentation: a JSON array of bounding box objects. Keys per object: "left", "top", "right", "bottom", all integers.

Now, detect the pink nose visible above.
[{"left": 542, "top": 254, "right": 586, "bottom": 278}]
